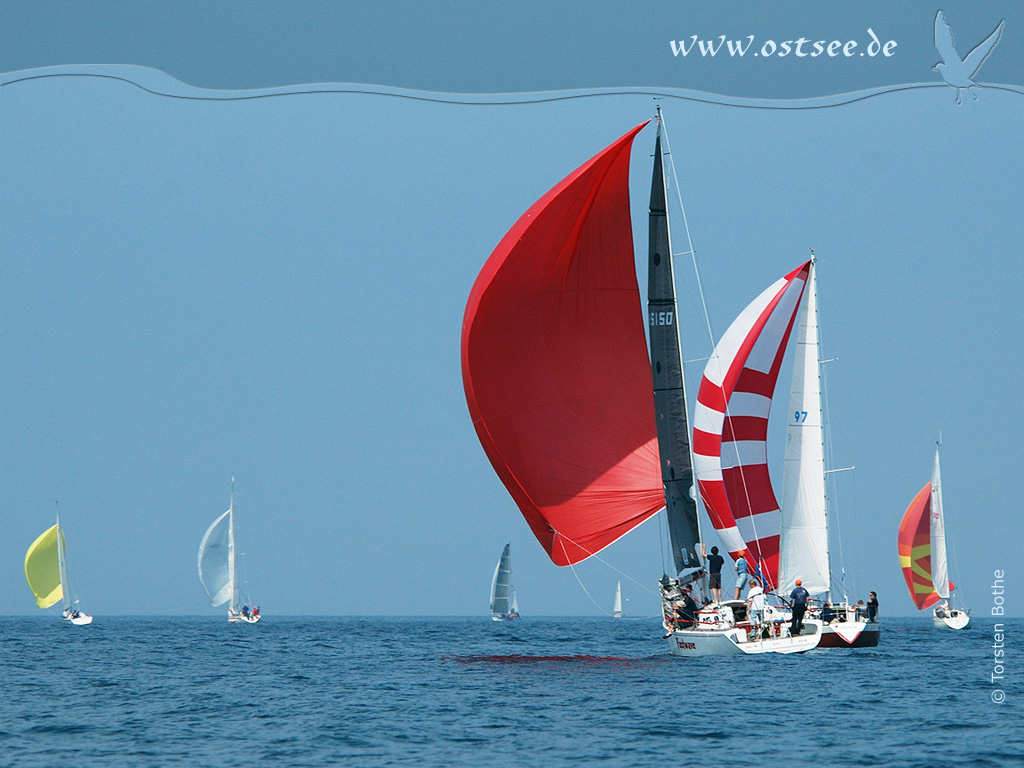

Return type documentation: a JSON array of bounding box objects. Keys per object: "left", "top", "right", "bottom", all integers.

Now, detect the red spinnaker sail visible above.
[
  {"left": 691, "top": 262, "right": 811, "bottom": 588},
  {"left": 898, "top": 483, "right": 945, "bottom": 610},
  {"left": 461, "top": 123, "right": 664, "bottom": 566}
]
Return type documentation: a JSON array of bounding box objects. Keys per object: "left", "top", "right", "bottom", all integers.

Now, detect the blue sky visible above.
[{"left": 1, "top": 5, "right": 1020, "bottom": 617}]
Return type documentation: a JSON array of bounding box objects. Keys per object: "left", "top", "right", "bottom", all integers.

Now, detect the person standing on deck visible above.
[
  {"left": 867, "top": 592, "right": 879, "bottom": 622},
  {"left": 733, "top": 550, "right": 749, "bottom": 600},
  {"left": 703, "top": 544, "right": 725, "bottom": 603},
  {"left": 790, "top": 579, "right": 810, "bottom": 636},
  {"left": 746, "top": 579, "right": 765, "bottom": 630}
]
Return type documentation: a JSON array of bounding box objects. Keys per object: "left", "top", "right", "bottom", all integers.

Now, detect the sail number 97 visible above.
[
  {"left": 794, "top": 410, "right": 808, "bottom": 423},
  {"left": 650, "top": 311, "right": 674, "bottom": 327}
]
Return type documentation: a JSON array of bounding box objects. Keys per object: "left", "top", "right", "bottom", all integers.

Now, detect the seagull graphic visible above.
[{"left": 933, "top": 10, "right": 1004, "bottom": 104}]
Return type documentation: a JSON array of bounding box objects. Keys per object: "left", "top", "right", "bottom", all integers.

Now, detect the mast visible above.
[
  {"left": 930, "top": 445, "right": 949, "bottom": 599},
  {"left": 778, "top": 257, "right": 830, "bottom": 595},
  {"left": 55, "top": 502, "right": 71, "bottom": 611},
  {"left": 228, "top": 479, "right": 238, "bottom": 612},
  {"left": 648, "top": 109, "right": 702, "bottom": 580}
]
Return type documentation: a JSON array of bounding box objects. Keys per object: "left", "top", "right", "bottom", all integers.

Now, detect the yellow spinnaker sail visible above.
[{"left": 25, "top": 525, "right": 63, "bottom": 608}]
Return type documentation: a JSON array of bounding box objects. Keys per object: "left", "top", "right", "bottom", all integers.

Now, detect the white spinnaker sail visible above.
[
  {"left": 930, "top": 447, "right": 949, "bottom": 599},
  {"left": 490, "top": 544, "right": 511, "bottom": 614},
  {"left": 779, "top": 262, "right": 830, "bottom": 595},
  {"left": 198, "top": 508, "right": 234, "bottom": 607}
]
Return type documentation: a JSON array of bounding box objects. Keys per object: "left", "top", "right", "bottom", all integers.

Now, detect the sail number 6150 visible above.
[{"left": 650, "top": 311, "right": 674, "bottom": 327}]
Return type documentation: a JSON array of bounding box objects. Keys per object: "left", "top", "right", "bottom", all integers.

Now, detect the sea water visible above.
[{"left": 1, "top": 616, "right": 1019, "bottom": 767}]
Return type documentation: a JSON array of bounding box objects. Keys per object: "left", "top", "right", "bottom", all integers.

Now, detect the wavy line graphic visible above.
[{"left": 2, "top": 65, "right": 1021, "bottom": 109}]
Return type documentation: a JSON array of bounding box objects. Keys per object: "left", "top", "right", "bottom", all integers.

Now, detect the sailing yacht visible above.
[
  {"left": 692, "top": 257, "right": 879, "bottom": 649},
  {"left": 198, "top": 483, "right": 261, "bottom": 624},
  {"left": 613, "top": 582, "right": 623, "bottom": 618},
  {"left": 899, "top": 445, "right": 970, "bottom": 629},
  {"left": 24, "top": 505, "right": 93, "bottom": 625},
  {"left": 490, "top": 543, "right": 519, "bottom": 620},
  {"left": 461, "top": 112, "right": 820, "bottom": 655}
]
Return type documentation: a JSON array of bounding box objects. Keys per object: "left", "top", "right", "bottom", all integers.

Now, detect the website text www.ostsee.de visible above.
[{"left": 670, "top": 29, "right": 897, "bottom": 59}]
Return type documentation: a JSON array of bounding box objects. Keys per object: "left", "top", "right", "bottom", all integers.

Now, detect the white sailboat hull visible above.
[
  {"left": 933, "top": 608, "right": 970, "bottom": 630},
  {"left": 668, "top": 619, "right": 823, "bottom": 656},
  {"left": 228, "top": 611, "right": 260, "bottom": 624},
  {"left": 63, "top": 613, "right": 93, "bottom": 626}
]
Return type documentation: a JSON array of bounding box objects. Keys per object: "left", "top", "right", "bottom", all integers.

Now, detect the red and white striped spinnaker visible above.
[{"left": 692, "top": 261, "right": 811, "bottom": 588}]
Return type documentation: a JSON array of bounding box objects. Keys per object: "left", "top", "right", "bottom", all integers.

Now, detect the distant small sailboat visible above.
[
  {"left": 199, "top": 482, "right": 261, "bottom": 624},
  {"left": 490, "top": 543, "right": 519, "bottom": 620},
  {"left": 613, "top": 581, "right": 623, "bottom": 618},
  {"left": 899, "top": 445, "right": 970, "bottom": 629},
  {"left": 25, "top": 505, "right": 93, "bottom": 625}
]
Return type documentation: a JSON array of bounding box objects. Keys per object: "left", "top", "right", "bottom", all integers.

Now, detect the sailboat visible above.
[
  {"left": 24, "top": 505, "right": 93, "bottom": 625},
  {"left": 692, "top": 256, "right": 880, "bottom": 649},
  {"left": 490, "top": 543, "right": 519, "bottom": 620},
  {"left": 198, "top": 483, "right": 261, "bottom": 624},
  {"left": 613, "top": 582, "right": 623, "bottom": 618},
  {"left": 899, "top": 445, "right": 970, "bottom": 629},
  {"left": 461, "top": 111, "right": 820, "bottom": 655}
]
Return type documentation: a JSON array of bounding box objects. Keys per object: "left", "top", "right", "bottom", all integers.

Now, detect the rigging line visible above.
[
  {"left": 939, "top": 441, "right": 968, "bottom": 608},
  {"left": 551, "top": 527, "right": 660, "bottom": 597},
  {"left": 567, "top": 561, "right": 613, "bottom": 616},
  {"left": 813, "top": 264, "right": 835, "bottom": 593},
  {"left": 657, "top": 507, "right": 667, "bottom": 576},
  {"left": 659, "top": 110, "right": 716, "bottom": 352},
  {"left": 556, "top": 536, "right": 613, "bottom": 616}
]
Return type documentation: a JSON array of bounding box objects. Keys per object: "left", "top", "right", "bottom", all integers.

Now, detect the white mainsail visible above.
[
  {"left": 930, "top": 447, "right": 949, "bottom": 599},
  {"left": 198, "top": 507, "right": 235, "bottom": 608},
  {"left": 490, "top": 543, "right": 512, "bottom": 615},
  {"left": 778, "top": 260, "right": 830, "bottom": 596},
  {"left": 613, "top": 581, "right": 623, "bottom": 617}
]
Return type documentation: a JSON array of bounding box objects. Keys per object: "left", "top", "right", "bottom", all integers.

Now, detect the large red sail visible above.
[
  {"left": 898, "top": 483, "right": 943, "bottom": 610},
  {"left": 461, "top": 123, "right": 664, "bottom": 566},
  {"left": 691, "top": 262, "right": 811, "bottom": 588}
]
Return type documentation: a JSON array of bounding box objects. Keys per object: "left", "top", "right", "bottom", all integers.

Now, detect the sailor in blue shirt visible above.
[
  {"left": 790, "top": 579, "right": 810, "bottom": 636},
  {"left": 733, "top": 550, "right": 749, "bottom": 600}
]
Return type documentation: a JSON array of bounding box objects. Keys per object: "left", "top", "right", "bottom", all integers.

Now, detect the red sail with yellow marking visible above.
[
  {"left": 461, "top": 124, "right": 664, "bottom": 566},
  {"left": 898, "top": 482, "right": 948, "bottom": 610}
]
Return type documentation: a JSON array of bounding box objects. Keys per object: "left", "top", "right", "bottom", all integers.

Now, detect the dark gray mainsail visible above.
[{"left": 647, "top": 118, "right": 702, "bottom": 579}]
